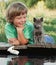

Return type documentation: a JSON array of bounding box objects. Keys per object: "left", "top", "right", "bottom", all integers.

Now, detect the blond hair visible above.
[{"left": 6, "top": 2, "right": 27, "bottom": 23}]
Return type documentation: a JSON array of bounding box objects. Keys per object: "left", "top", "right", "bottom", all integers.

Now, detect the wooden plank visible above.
[
  {"left": 45, "top": 44, "right": 52, "bottom": 48},
  {"left": 0, "top": 42, "right": 12, "bottom": 47},
  {"left": 27, "top": 43, "right": 56, "bottom": 48},
  {"left": 14, "top": 45, "right": 27, "bottom": 49},
  {"left": 0, "top": 45, "right": 28, "bottom": 50},
  {"left": 0, "top": 42, "right": 12, "bottom": 50},
  {"left": 51, "top": 44, "right": 56, "bottom": 48},
  {"left": 0, "top": 42, "right": 56, "bottom": 51},
  {"left": 0, "top": 42, "right": 27, "bottom": 50},
  {"left": 27, "top": 44, "right": 45, "bottom": 48}
]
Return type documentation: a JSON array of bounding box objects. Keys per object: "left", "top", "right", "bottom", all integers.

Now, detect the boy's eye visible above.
[
  {"left": 22, "top": 12, "right": 25, "bottom": 15},
  {"left": 24, "top": 16, "right": 26, "bottom": 18}
]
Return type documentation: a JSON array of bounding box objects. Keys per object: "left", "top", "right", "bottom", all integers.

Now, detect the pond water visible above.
[{"left": 0, "top": 55, "right": 56, "bottom": 65}]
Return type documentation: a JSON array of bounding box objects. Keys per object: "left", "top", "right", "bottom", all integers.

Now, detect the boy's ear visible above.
[
  {"left": 40, "top": 17, "right": 43, "bottom": 22},
  {"left": 33, "top": 17, "right": 37, "bottom": 22}
]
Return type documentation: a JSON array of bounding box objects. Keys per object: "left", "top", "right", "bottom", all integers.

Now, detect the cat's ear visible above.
[
  {"left": 40, "top": 17, "right": 43, "bottom": 22},
  {"left": 33, "top": 17, "right": 37, "bottom": 22}
]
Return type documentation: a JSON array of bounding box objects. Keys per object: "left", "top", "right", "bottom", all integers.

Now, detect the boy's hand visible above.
[{"left": 15, "top": 24, "right": 24, "bottom": 31}]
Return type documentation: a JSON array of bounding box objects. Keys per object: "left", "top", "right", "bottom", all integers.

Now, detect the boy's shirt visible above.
[{"left": 5, "top": 20, "right": 34, "bottom": 44}]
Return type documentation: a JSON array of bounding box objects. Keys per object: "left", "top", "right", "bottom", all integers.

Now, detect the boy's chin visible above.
[{"left": 14, "top": 25, "right": 19, "bottom": 27}]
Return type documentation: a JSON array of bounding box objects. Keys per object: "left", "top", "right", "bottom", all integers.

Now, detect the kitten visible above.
[{"left": 33, "top": 17, "right": 45, "bottom": 45}]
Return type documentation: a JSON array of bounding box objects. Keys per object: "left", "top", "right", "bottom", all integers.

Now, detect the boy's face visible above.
[{"left": 13, "top": 13, "right": 27, "bottom": 27}]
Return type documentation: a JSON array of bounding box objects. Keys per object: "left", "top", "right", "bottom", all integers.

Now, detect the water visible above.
[{"left": 0, "top": 55, "right": 56, "bottom": 65}]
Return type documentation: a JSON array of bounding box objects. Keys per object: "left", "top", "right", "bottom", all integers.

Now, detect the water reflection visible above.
[
  {"left": 0, "top": 55, "right": 56, "bottom": 65},
  {"left": 7, "top": 56, "right": 34, "bottom": 65}
]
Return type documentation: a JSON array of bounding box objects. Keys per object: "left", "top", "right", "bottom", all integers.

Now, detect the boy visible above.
[
  {"left": 5, "top": 2, "right": 34, "bottom": 45},
  {"left": 5, "top": 2, "right": 34, "bottom": 55},
  {"left": 5, "top": 2, "right": 34, "bottom": 46}
]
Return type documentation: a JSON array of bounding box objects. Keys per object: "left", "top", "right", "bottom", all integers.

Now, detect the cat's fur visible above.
[{"left": 33, "top": 17, "right": 45, "bottom": 44}]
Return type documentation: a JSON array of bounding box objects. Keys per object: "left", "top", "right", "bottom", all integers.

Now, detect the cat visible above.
[{"left": 33, "top": 17, "right": 45, "bottom": 45}]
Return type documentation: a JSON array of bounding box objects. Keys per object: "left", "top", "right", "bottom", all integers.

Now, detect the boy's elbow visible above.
[
  {"left": 21, "top": 39, "right": 28, "bottom": 45},
  {"left": 8, "top": 38, "right": 20, "bottom": 46}
]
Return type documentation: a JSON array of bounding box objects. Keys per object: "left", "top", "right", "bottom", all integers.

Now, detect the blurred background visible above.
[{"left": 0, "top": 0, "right": 56, "bottom": 43}]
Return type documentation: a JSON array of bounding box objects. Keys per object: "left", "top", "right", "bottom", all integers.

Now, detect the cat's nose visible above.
[
  {"left": 37, "top": 25, "right": 41, "bottom": 29},
  {"left": 37, "top": 26, "right": 39, "bottom": 29},
  {"left": 36, "top": 25, "right": 41, "bottom": 29},
  {"left": 35, "top": 25, "right": 39, "bottom": 29}
]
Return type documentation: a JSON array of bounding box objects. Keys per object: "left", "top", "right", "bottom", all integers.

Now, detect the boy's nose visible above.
[
  {"left": 21, "top": 20, "right": 24, "bottom": 24},
  {"left": 22, "top": 19, "right": 24, "bottom": 22},
  {"left": 21, "top": 18, "right": 25, "bottom": 24}
]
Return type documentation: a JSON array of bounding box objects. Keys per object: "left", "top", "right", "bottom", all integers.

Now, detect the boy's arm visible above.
[
  {"left": 17, "top": 30, "right": 29, "bottom": 45},
  {"left": 15, "top": 24, "right": 29, "bottom": 45},
  {"left": 5, "top": 25, "right": 28, "bottom": 45},
  {"left": 16, "top": 22, "right": 34, "bottom": 45},
  {"left": 16, "top": 25, "right": 29, "bottom": 45},
  {"left": 8, "top": 38, "right": 20, "bottom": 46},
  {"left": 5, "top": 26, "right": 20, "bottom": 46}
]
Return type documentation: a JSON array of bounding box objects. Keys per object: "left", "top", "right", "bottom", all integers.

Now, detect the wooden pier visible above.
[
  {"left": 0, "top": 42, "right": 56, "bottom": 50},
  {"left": 0, "top": 42, "right": 56, "bottom": 56}
]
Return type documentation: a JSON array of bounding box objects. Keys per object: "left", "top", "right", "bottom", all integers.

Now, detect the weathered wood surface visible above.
[
  {"left": 0, "top": 42, "right": 27, "bottom": 50},
  {"left": 27, "top": 44, "right": 45, "bottom": 48},
  {"left": 0, "top": 42, "right": 11, "bottom": 50},
  {"left": 0, "top": 42, "right": 56, "bottom": 50},
  {"left": 27, "top": 44, "right": 56, "bottom": 48}
]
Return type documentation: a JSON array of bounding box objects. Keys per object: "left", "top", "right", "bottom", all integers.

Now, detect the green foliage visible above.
[
  {"left": 0, "top": 33, "right": 7, "bottom": 42},
  {"left": 45, "top": 0, "right": 56, "bottom": 9},
  {"left": 25, "top": 0, "right": 38, "bottom": 7},
  {"left": 43, "top": 18, "right": 56, "bottom": 42},
  {"left": 6, "top": 0, "right": 38, "bottom": 8},
  {"left": 18, "top": 0, "right": 39, "bottom": 7},
  {"left": 0, "top": 16, "right": 7, "bottom": 42}
]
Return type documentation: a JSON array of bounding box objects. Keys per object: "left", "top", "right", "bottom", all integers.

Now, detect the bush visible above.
[
  {"left": 45, "top": 0, "right": 56, "bottom": 9},
  {"left": 43, "top": 18, "right": 56, "bottom": 43},
  {"left": 8, "top": 0, "right": 39, "bottom": 8},
  {"left": 0, "top": 16, "right": 7, "bottom": 42}
]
